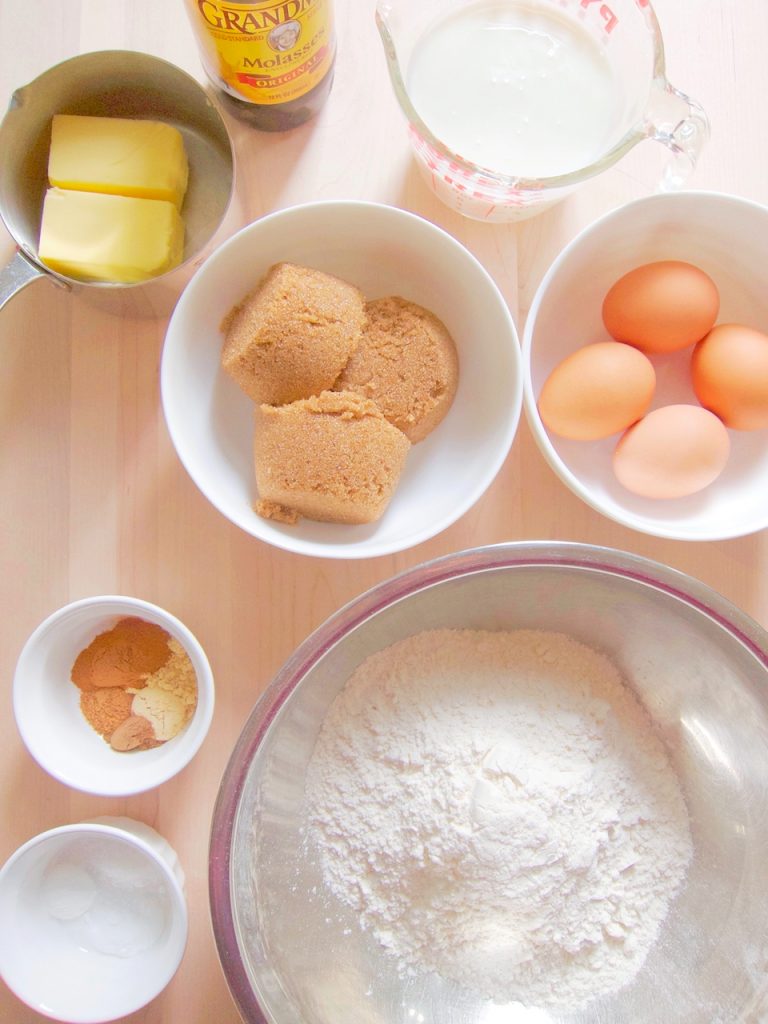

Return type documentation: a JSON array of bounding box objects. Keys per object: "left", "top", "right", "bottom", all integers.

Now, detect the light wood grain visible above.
[{"left": 1, "top": 1, "right": 766, "bottom": 1021}]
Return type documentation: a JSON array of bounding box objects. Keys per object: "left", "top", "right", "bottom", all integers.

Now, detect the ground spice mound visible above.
[
  {"left": 111, "top": 714, "right": 159, "bottom": 753},
  {"left": 80, "top": 688, "right": 134, "bottom": 741},
  {"left": 148, "top": 638, "right": 198, "bottom": 710},
  {"left": 71, "top": 617, "right": 172, "bottom": 691}
]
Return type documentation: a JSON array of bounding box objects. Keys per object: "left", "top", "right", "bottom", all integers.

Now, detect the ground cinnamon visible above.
[{"left": 71, "top": 617, "right": 172, "bottom": 691}]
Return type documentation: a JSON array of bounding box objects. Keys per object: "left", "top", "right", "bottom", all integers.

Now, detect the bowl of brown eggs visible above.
[{"left": 523, "top": 191, "right": 768, "bottom": 541}]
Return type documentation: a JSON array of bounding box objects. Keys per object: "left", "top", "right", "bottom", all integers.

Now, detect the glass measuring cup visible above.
[{"left": 376, "top": 0, "right": 709, "bottom": 222}]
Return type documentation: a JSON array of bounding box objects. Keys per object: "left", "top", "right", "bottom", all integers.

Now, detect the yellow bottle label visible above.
[{"left": 188, "top": 0, "right": 335, "bottom": 106}]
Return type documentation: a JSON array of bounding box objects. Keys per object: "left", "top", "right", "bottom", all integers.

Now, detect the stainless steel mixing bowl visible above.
[{"left": 210, "top": 543, "right": 768, "bottom": 1023}]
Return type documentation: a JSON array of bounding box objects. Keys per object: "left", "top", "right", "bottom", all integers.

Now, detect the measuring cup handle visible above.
[
  {"left": 648, "top": 81, "right": 710, "bottom": 191},
  {"left": 0, "top": 250, "right": 68, "bottom": 314}
]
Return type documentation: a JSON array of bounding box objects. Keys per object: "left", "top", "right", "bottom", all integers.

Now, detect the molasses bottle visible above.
[{"left": 185, "top": 0, "right": 336, "bottom": 131}]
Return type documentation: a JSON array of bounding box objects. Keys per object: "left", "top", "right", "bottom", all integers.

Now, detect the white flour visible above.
[{"left": 303, "top": 629, "right": 692, "bottom": 1009}]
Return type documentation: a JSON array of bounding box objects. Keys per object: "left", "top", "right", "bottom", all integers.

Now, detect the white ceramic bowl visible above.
[
  {"left": 0, "top": 817, "right": 187, "bottom": 1023},
  {"left": 13, "top": 596, "right": 214, "bottom": 796},
  {"left": 523, "top": 191, "right": 768, "bottom": 541},
  {"left": 161, "top": 200, "right": 522, "bottom": 559}
]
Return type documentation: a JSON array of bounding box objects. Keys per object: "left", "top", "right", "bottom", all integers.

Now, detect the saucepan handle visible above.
[{"left": 0, "top": 249, "right": 69, "bottom": 313}]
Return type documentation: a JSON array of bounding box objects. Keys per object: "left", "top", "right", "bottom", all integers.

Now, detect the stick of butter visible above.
[
  {"left": 48, "top": 114, "right": 189, "bottom": 210},
  {"left": 39, "top": 188, "right": 185, "bottom": 283}
]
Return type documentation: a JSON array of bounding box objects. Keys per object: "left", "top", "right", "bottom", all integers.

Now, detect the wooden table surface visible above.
[{"left": 1, "top": 1, "right": 766, "bottom": 1021}]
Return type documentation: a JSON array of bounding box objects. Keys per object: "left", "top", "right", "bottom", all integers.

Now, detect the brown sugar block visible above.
[
  {"left": 254, "top": 498, "right": 301, "bottom": 525},
  {"left": 336, "top": 295, "right": 459, "bottom": 442},
  {"left": 221, "top": 262, "right": 366, "bottom": 405},
  {"left": 254, "top": 390, "right": 411, "bottom": 525}
]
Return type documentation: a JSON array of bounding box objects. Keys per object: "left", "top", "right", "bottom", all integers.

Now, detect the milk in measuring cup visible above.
[{"left": 407, "top": 1, "right": 624, "bottom": 180}]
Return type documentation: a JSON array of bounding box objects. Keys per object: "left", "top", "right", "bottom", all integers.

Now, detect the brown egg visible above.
[
  {"left": 613, "top": 404, "right": 730, "bottom": 499},
  {"left": 691, "top": 323, "right": 768, "bottom": 430},
  {"left": 602, "top": 261, "right": 719, "bottom": 354},
  {"left": 537, "top": 341, "right": 656, "bottom": 441}
]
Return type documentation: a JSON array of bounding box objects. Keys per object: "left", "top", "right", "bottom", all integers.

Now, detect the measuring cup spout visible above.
[{"left": 647, "top": 80, "right": 710, "bottom": 191}]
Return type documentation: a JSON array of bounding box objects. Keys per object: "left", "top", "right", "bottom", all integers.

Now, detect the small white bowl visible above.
[
  {"left": 523, "top": 191, "right": 768, "bottom": 541},
  {"left": 13, "top": 596, "right": 214, "bottom": 796},
  {"left": 0, "top": 817, "right": 187, "bottom": 1023},
  {"left": 161, "top": 200, "right": 522, "bottom": 559}
]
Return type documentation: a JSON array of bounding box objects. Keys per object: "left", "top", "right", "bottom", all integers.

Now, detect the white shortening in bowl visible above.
[{"left": 0, "top": 817, "right": 187, "bottom": 1023}]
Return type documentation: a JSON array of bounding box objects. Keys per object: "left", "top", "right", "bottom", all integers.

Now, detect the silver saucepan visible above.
[{"left": 0, "top": 50, "right": 238, "bottom": 317}]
